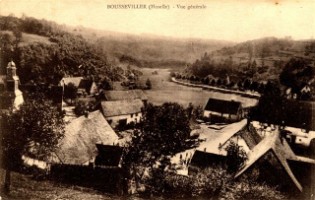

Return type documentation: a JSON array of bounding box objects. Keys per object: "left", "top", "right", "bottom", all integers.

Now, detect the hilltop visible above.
[{"left": 65, "top": 26, "right": 233, "bottom": 69}]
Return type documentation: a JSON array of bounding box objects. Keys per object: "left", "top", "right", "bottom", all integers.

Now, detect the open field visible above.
[
  {"left": 1, "top": 31, "right": 53, "bottom": 46},
  {"left": 139, "top": 68, "right": 258, "bottom": 108}
]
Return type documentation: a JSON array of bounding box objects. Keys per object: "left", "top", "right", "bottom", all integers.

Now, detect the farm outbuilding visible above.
[{"left": 203, "top": 98, "right": 243, "bottom": 122}]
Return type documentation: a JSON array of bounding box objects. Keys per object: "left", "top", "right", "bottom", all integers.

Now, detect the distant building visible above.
[
  {"left": 59, "top": 77, "right": 83, "bottom": 88},
  {"left": 59, "top": 77, "right": 97, "bottom": 96},
  {"left": 102, "top": 89, "right": 148, "bottom": 105},
  {"left": 51, "top": 110, "right": 119, "bottom": 165},
  {"left": 77, "top": 79, "right": 98, "bottom": 96},
  {"left": 0, "top": 61, "right": 24, "bottom": 110},
  {"left": 203, "top": 98, "right": 243, "bottom": 122},
  {"left": 100, "top": 99, "right": 144, "bottom": 128}
]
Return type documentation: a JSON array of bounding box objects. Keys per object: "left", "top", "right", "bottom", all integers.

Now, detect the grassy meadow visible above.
[{"left": 139, "top": 68, "right": 258, "bottom": 108}]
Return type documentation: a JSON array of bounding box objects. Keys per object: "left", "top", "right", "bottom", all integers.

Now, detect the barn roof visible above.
[
  {"left": 103, "top": 90, "right": 147, "bottom": 101},
  {"left": 54, "top": 110, "right": 119, "bottom": 165},
  {"left": 100, "top": 99, "right": 144, "bottom": 117},
  {"left": 204, "top": 98, "right": 242, "bottom": 115}
]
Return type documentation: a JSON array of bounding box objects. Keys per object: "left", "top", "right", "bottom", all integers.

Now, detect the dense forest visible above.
[
  {"left": 180, "top": 37, "right": 315, "bottom": 99},
  {"left": 0, "top": 15, "right": 125, "bottom": 85}
]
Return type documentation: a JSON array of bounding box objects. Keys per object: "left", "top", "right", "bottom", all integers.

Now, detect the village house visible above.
[
  {"left": 59, "top": 76, "right": 98, "bottom": 96},
  {"left": 170, "top": 120, "right": 261, "bottom": 175},
  {"left": 100, "top": 99, "right": 144, "bottom": 128},
  {"left": 203, "top": 98, "right": 244, "bottom": 122},
  {"left": 188, "top": 119, "right": 261, "bottom": 170},
  {"left": 51, "top": 110, "right": 119, "bottom": 165}
]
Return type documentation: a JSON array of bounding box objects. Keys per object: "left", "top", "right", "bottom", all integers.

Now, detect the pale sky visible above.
[{"left": 0, "top": 0, "right": 315, "bottom": 42}]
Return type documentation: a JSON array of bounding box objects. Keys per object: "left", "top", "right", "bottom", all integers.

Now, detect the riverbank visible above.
[
  {"left": 138, "top": 68, "right": 258, "bottom": 108},
  {"left": 171, "top": 77, "right": 260, "bottom": 99}
]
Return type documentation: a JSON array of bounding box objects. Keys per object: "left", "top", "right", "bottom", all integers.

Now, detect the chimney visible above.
[{"left": 84, "top": 111, "right": 89, "bottom": 118}]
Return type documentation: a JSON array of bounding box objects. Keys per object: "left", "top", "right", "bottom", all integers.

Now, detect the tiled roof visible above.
[
  {"left": 54, "top": 110, "right": 119, "bottom": 165},
  {"left": 103, "top": 90, "right": 147, "bottom": 101},
  {"left": 100, "top": 99, "right": 144, "bottom": 117},
  {"left": 204, "top": 98, "right": 242, "bottom": 115}
]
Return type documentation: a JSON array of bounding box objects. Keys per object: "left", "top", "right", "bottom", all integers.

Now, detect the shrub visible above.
[
  {"left": 221, "top": 180, "right": 287, "bottom": 200},
  {"left": 225, "top": 141, "right": 248, "bottom": 172},
  {"left": 163, "top": 165, "right": 231, "bottom": 198}
]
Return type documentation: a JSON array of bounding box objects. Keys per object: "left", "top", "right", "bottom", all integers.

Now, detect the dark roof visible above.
[
  {"left": 253, "top": 100, "right": 315, "bottom": 131},
  {"left": 204, "top": 98, "right": 242, "bottom": 115},
  {"left": 78, "top": 79, "right": 94, "bottom": 92},
  {"left": 239, "top": 125, "right": 262, "bottom": 150},
  {"left": 100, "top": 99, "right": 144, "bottom": 117},
  {"left": 190, "top": 150, "right": 227, "bottom": 168},
  {"left": 95, "top": 144, "right": 123, "bottom": 167}
]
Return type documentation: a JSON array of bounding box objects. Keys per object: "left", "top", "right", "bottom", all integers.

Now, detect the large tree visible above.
[
  {"left": 280, "top": 58, "right": 315, "bottom": 96},
  {"left": 0, "top": 98, "right": 65, "bottom": 193},
  {"left": 123, "top": 102, "right": 200, "bottom": 193}
]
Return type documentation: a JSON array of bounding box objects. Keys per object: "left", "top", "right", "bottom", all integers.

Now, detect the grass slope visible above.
[
  {"left": 1, "top": 172, "right": 119, "bottom": 200},
  {"left": 1, "top": 31, "right": 52, "bottom": 47}
]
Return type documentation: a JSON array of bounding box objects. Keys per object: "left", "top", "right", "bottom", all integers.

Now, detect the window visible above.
[
  {"left": 131, "top": 114, "right": 134, "bottom": 118},
  {"left": 135, "top": 113, "right": 138, "bottom": 117}
]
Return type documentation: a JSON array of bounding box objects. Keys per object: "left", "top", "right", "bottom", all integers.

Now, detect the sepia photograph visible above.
[{"left": 0, "top": 0, "right": 315, "bottom": 199}]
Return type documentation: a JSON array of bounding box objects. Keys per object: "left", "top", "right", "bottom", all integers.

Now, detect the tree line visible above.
[{"left": 0, "top": 15, "right": 124, "bottom": 86}]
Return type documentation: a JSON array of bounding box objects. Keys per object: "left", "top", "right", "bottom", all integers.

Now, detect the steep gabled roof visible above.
[
  {"left": 103, "top": 90, "right": 147, "bottom": 101},
  {"left": 59, "top": 77, "right": 83, "bottom": 87},
  {"left": 196, "top": 119, "right": 247, "bottom": 156},
  {"left": 204, "top": 98, "right": 242, "bottom": 115},
  {"left": 100, "top": 99, "right": 144, "bottom": 117},
  {"left": 235, "top": 130, "right": 315, "bottom": 192},
  {"left": 78, "top": 79, "right": 94, "bottom": 92},
  {"left": 54, "top": 110, "right": 119, "bottom": 165}
]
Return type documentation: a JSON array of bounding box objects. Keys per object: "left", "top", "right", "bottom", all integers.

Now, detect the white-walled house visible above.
[
  {"left": 203, "top": 98, "right": 243, "bottom": 122},
  {"left": 100, "top": 99, "right": 144, "bottom": 128}
]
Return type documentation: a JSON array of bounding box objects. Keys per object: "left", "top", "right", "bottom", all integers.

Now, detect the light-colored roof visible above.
[
  {"left": 103, "top": 90, "right": 147, "bottom": 101},
  {"left": 59, "top": 77, "right": 83, "bottom": 87},
  {"left": 196, "top": 119, "right": 247, "bottom": 156},
  {"left": 101, "top": 99, "right": 144, "bottom": 117},
  {"left": 54, "top": 110, "right": 119, "bottom": 165}
]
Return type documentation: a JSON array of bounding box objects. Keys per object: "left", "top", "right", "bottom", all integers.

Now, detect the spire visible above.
[{"left": 7, "top": 60, "right": 17, "bottom": 78}]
